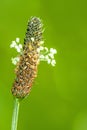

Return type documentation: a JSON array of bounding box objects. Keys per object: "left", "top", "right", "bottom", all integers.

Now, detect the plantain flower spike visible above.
[
  {"left": 11, "top": 17, "right": 43, "bottom": 98},
  {"left": 11, "top": 17, "right": 57, "bottom": 99}
]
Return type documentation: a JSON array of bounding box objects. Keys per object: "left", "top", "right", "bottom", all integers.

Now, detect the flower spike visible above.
[
  {"left": 10, "top": 17, "right": 57, "bottom": 98},
  {"left": 11, "top": 17, "right": 43, "bottom": 98}
]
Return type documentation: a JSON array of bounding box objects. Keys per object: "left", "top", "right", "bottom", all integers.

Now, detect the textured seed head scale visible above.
[
  {"left": 24, "top": 17, "right": 43, "bottom": 44},
  {"left": 11, "top": 17, "right": 43, "bottom": 98}
]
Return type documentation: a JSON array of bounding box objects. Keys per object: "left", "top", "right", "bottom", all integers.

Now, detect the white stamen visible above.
[
  {"left": 10, "top": 41, "right": 17, "bottom": 48},
  {"left": 31, "top": 37, "right": 34, "bottom": 42},
  {"left": 51, "top": 60, "right": 56, "bottom": 66},
  {"left": 50, "top": 48, "right": 57, "bottom": 54},
  {"left": 19, "top": 44, "right": 22, "bottom": 49},
  {"left": 37, "top": 48, "right": 41, "bottom": 53},
  {"left": 45, "top": 55, "right": 49, "bottom": 60},
  {"left": 39, "top": 55, "right": 45, "bottom": 59},
  {"left": 11, "top": 57, "right": 20, "bottom": 65},
  {"left": 39, "top": 40, "right": 44, "bottom": 45},
  {"left": 39, "top": 46, "right": 44, "bottom": 50},
  {"left": 48, "top": 53, "right": 54, "bottom": 59},
  {"left": 15, "top": 46, "right": 21, "bottom": 52},
  {"left": 16, "top": 38, "right": 20, "bottom": 43},
  {"left": 10, "top": 38, "right": 22, "bottom": 53},
  {"left": 47, "top": 59, "right": 51, "bottom": 64},
  {"left": 10, "top": 37, "right": 57, "bottom": 67}
]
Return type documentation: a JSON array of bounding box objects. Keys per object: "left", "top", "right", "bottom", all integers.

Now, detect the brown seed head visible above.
[{"left": 11, "top": 17, "right": 43, "bottom": 98}]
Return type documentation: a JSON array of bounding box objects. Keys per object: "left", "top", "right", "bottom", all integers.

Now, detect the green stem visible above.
[{"left": 11, "top": 98, "right": 20, "bottom": 130}]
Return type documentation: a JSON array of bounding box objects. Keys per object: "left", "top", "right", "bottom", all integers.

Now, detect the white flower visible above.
[
  {"left": 37, "top": 46, "right": 44, "bottom": 53},
  {"left": 15, "top": 46, "right": 21, "bottom": 53},
  {"left": 19, "top": 44, "right": 22, "bottom": 49},
  {"left": 10, "top": 37, "right": 57, "bottom": 67},
  {"left": 51, "top": 59, "right": 56, "bottom": 66},
  {"left": 47, "top": 59, "right": 51, "bottom": 64},
  {"left": 39, "top": 46, "right": 44, "bottom": 51},
  {"left": 31, "top": 37, "right": 34, "bottom": 42},
  {"left": 48, "top": 53, "right": 54, "bottom": 59},
  {"left": 16, "top": 38, "right": 20, "bottom": 43},
  {"left": 39, "top": 55, "right": 45, "bottom": 59},
  {"left": 38, "top": 46, "right": 57, "bottom": 66},
  {"left": 50, "top": 48, "right": 57, "bottom": 54},
  {"left": 11, "top": 57, "right": 20, "bottom": 65},
  {"left": 37, "top": 48, "right": 41, "bottom": 53},
  {"left": 45, "top": 55, "right": 49, "bottom": 60},
  {"left": 10, "top": 38, "right": 22, "bottom": 53},
  {"left": 10, "top": 41, "right": 17, "bottom": 48},
  {"left": 39, "top": 40, "right": 44, "bottom": 45}
]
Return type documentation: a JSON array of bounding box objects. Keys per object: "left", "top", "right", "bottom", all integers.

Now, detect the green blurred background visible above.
[{"left": 0, "top": 0, "right": 87, "bottom": 130}]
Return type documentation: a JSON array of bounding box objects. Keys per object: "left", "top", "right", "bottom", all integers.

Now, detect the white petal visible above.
[
  {"left": 47, "top": 59, "right": 51, "bottom": 64},
  {"left": 11, "top": 57, "right": 20, "bottom": 65},
  {"left": 39, "top": 55, "right": 45, "bottom": 59},
  {"left": 10, "top": 41, "right": 16, "bottom": 48},
  {"left": 37, "top": 46, "right": 44, "bottom": 52},
  {"left": 19, "top": 44, "right": 22, "bottom": 49},
  {"left": 31, "top": 37, "right": 34, "bottom": 42},
  {"left": 16, "top": 38, "right": 20, "bottom": 43},
  {"left": 39, "top": 40, "right": 44, "bottom": 45},
  {"left": 39, "top": 46, "right": 44, "bottom": 50},
  {"left": 48, "top": 53, "right": 54, "bottom": 59},
  {"left": 37, "top": 48, "right": 40, "bottom": 53},
  {"left": 50, "top": 48, "right": 57, "bottom": 54},
  {"left": 15, "top": 46, "right": 21, "bottom": 52},
  {"left": 51, "top": 60, "right": 56, "bottom": 66},
  {"left": 45, "top": 55, "right": 49, "bottom": 60}
]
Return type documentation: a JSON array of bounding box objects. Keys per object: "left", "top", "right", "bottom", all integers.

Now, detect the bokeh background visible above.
[{"left": 0, "top": 0, "right": 87, "bottom": 130}]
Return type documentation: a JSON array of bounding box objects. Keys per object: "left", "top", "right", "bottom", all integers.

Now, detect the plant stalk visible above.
[{"left": 11, "top": 98, "right": 20, "bottom": 130}]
